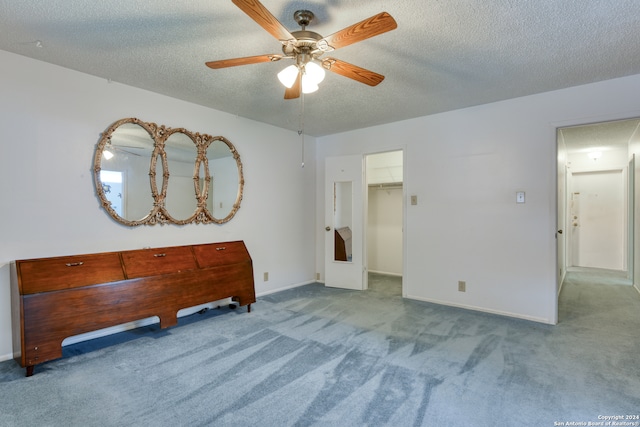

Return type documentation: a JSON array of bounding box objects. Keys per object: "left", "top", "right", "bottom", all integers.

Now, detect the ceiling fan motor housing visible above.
[
  {"left": 283, "top": 31, "right": 323, "bottom": 57},
  {"left": 293, "top": 10, "right": 314, "bottom": 28},
  {"left": 281, "top": 10, "right": 324, "bottom": 62}
]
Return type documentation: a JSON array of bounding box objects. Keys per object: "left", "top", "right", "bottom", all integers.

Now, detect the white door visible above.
[
  {"left": 325, "top": 155, "right": 365, "bottom": 290},
  {"left": 570, "top": 170, "right": 625, "bottom": 270}
]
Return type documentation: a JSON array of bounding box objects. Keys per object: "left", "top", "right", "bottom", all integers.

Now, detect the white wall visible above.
[
  {"left": 316, "top": 74, "right": 640, "bottom": 324},
  {"left": 367, "top": 187, "right": 403, "bottom": 275},
  {"left": 0, "top": 50, "right": 317, "bottom": 361}
]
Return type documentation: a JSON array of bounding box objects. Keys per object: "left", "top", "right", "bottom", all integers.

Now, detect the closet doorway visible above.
[{"left": 366, "top": 150, "right": 404, "bottom": 292}]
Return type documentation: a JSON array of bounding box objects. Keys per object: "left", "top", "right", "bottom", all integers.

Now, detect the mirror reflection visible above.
[
  {"left": 333, "top": 181, "right": 353, "bottom": 262},
  {"left": 164, "top": 131, "right": 198, "bottom": 222},
  {"left": 94, "top": 118, "right": 244, "bottom": 226},
  {"left": 99, "top": 122, "right": 155, "bottom": 223},
  {"left": 206, "top": 138, "right": 241, "bottom": 222}
]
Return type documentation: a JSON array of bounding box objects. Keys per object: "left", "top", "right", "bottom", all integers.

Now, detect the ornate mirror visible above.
[
  {"left": 205, "top": 137, "right": 244, "bottom": 223},
  {"left": 94, "top": 118, "right": 244, "bottom": 226},
  {"left": 93, "top": 118, "right": 156, "bottom": 226},
  {"left": 163, "top": 129, "right": 199, "bottom": 224}
]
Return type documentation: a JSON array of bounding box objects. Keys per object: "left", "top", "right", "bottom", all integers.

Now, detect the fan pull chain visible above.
[{"left": 298, "top": 92, "right": 305, "bottom": 168}]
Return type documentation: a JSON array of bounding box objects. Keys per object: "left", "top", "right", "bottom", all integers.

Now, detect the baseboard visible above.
[
  {"left": 256, "top": 280, "right": 317, "bottom": 297},
  {"left": 405, "top": 294, "right": 555, "bottom": 325},
  {"left": 368, "top": 270, "right": 402, "bottom": 277},
  {"left": 261, "top": 282, "right": 554, "bottom": 325},
  {"left": 0, "top": 352, "right": 12, "bottom": 363}
]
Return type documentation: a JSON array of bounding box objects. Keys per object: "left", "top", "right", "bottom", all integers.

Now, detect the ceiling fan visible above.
[{"left": 205, "top": 0, "right": 397, "bottom": 99}]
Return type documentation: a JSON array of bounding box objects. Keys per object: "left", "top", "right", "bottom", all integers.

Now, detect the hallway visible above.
[{"left": 559, "top": 267, "right": 638, "bottom": 327}]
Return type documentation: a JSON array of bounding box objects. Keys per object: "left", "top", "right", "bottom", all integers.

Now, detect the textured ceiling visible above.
[
  {"left": 560, "top": 118, "right": 640, "bottom": 155},
  {"left": 1, "top": 1, "right": 639, "bottom": 137}
]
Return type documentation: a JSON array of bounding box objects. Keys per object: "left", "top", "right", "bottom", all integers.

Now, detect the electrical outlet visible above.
[
  {"left": 458, "top": 281, "right": 466, "bottom": 292},
  {"left": 316, "top": 273, "right": 320, "bottom": 280},
  {"left": 264, "top": 272, "right": 269, "bottom": 281}
]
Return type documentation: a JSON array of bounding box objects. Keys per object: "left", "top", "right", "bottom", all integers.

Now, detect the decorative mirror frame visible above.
[{"left": 93, "top": 117, "right": 244, "bottom": 226}]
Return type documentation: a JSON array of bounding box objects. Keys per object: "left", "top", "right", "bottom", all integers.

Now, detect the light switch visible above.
[
  {"left": 410, "top": 195, "right": 418, "bottom": 205},
  {"left": 516, "top": 191, "right": 525, "bottom": 204}
]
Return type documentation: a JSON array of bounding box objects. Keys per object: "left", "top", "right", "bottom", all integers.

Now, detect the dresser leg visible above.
[
  {"left": 247, "top": 304, "right": 251, "bottom": 313},
  {"left": 26, "top": 366, "right": 34, "bottom": 377}
]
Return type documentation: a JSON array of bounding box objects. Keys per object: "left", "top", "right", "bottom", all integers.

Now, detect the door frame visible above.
[
  {"left": 629, "top": 154, "right": 635, "bottom": 281},
  {"left": 555, "top": 115, "right": 639, "bottom": 321},
  {"left": 321, "top": 147, "right": 407, "bottom": 297},
  {"left": 364, "top": 149, "right": 406, "bottom": 295}
]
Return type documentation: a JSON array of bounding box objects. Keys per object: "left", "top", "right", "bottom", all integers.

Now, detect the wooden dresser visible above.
[{"left": 10, "top": 241, "right": 255, "bottom": 376}]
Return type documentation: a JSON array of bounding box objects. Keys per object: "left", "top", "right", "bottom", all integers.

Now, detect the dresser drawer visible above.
[
  {"left": 17, "top": 252, "right": 125, "bottom": 294},
  {"left": 192, "top": 241, "right": 250, "bottom": 268},
  {"left": 121, "top": 246, "right": 197, "bottom": 279}
]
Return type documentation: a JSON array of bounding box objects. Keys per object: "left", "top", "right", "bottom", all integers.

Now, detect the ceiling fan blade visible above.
[
  {"left": 318, "top": 12, "right": 397, "bottom": 51},
  {"left": 205, "top": 54, "right": 282, "bottom": 69},
  {"left": 284, "top": 72, "right": 301, "bottom": 99},
  {"left": 232, "top": 0, "right": 295, "bottom": 42},
  {"left": 322, "top": 58, "right": 385, "bottom": 86}
]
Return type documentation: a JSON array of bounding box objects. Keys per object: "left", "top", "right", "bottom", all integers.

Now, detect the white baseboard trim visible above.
[
  {"left": 256, "top": 280, "right": 316, "bottom": 297},
  {"left": 368, "top": 270, "right": 402, "bottom": 277},
  {"left": 405, "top": 294, "right": 555, "bottom": 325}
]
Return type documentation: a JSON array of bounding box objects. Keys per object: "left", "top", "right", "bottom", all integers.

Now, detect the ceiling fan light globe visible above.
[
  {"left": 301, "top": 76, "right": 319, "bottom": 94},
  {"left": 278, "top": 65, "right": 299, "bottom": 88},
  {"left": 304, "top": 61, "right": 325, "bottom": 84}
]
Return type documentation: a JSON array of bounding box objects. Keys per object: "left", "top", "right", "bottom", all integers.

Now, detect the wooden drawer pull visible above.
[
  {"left": 153, "top": 253, "right": 166, "bottom": 257},
  {"left": 65, "top": 262, "right": 84, "bottom": 267},
  {"left": 216, "top": 247, "right": 226, "bottom": 251}
]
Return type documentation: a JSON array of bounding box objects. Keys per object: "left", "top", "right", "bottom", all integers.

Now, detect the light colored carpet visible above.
[{"left": 1, "top": 271, "right": 639, "bottom": 426}]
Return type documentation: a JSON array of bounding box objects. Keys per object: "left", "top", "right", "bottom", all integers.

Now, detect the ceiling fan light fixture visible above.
[
  {"left": 304, "top": 61, "right": 325, "bottom": 84},
  {"left": 301, "top": 77, "right": 319, "bottom": 94},
  {"left": 277, "top": 64, "right": 299, "bottom": 88}
]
